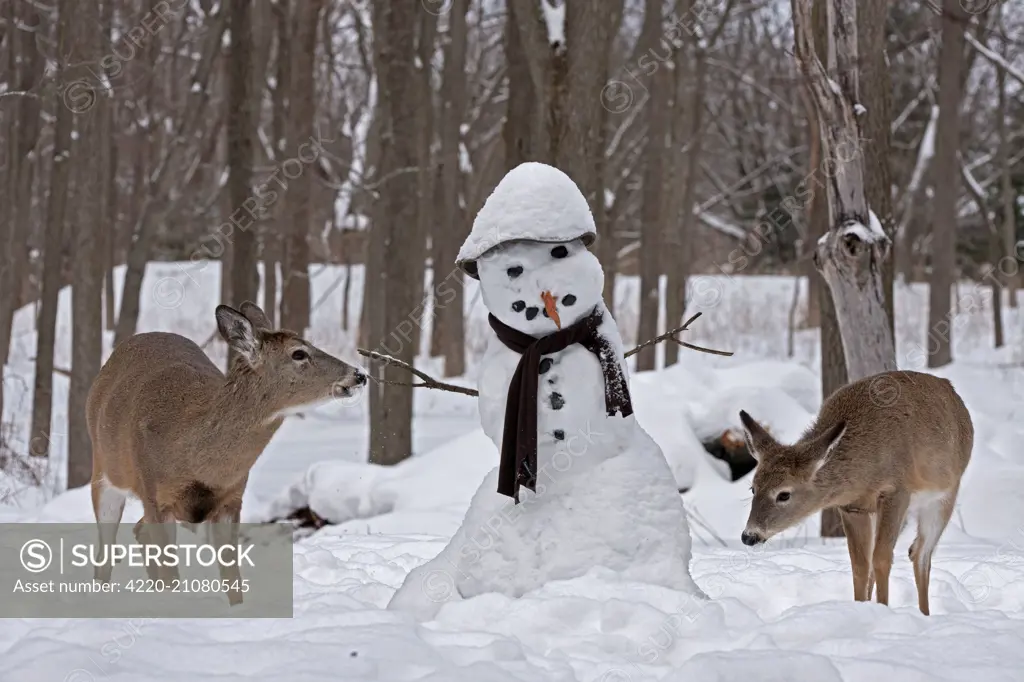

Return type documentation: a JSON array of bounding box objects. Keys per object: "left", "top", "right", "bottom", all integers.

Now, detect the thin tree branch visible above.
[
  {"left": 357, "top": 349, "right": 479, "bottom": 396},
  {"left": 623, "top": 312, "right": 733, "bottom": 358}
]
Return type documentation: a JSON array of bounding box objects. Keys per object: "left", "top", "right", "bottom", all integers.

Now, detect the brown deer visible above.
[
  {"left": 738, "top": 370, "right": 972, "bottom": 615},
  {"left": 86, "top": 301, "right": 366, "bottom": 603}
]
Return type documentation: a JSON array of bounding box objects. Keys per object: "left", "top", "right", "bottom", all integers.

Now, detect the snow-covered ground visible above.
[{"left": 2, "top": 262, "right": 1024, "bottom": 681}]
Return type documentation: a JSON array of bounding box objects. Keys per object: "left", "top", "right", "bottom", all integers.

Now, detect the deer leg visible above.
[
  {"left": 137, "top": 497, "right": 178, "bottom": 582},
  {"left": 839, "top": 508, "right": 876, "bottom": 602},
  {"left": 865, "top": 514, "right": 877, "bottom": 601},
  {"left": 910, "top": 489, "right": 957, "bottom": 616},
  {"left": 91, "top": 477, "right": 126, "bottom": 582},
  {"left": 210, "top": 499, "right": 244, "bottom": 606},
  {"left": 872, "top": 491, "right": 911, "bottom": 607},
  {"left": 156, "top": 517, "right": 180, "bottom": 582}
]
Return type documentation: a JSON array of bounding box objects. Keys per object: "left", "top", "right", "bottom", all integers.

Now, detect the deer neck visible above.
[{"left": 192, "top": 370, "right": 287, "bottom": 474}]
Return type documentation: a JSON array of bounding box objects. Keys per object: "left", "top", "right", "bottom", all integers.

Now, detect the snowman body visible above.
[{"left": 388, "top": 163, "right": 702, "bottom": 620}]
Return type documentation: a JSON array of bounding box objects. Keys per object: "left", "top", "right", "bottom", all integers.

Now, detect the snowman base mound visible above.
[{"left": 387, "top": 431, "right": 706, "bottom": 620}]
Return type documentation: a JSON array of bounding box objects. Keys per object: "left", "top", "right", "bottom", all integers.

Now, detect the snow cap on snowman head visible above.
[{"left": 456, "top": 163, "right": 603, "bottom": 335}]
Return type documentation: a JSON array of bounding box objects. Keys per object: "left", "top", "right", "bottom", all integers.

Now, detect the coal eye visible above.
[
  {"left": 507, "top": 265, "right": 523, "bottom": 278},
  {"left": 776, "top": 491, "right": 791, "bottom": 503},
  {"left": 550, "top": 245, "right": 568, "bottom": 258},
  {"left": 292, "top": 349, "right": 308, "bottom": 361}
]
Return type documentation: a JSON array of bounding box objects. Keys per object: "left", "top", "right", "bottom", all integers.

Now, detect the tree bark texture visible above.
[
  {"left": 635, "top": 0, "right": 667, "bottom": 372},
  {"left": 29, "top": 1, "right": 74, "bottom": 459},
  {"left": 68, "top": 0, "right": 106, "bottom": 489},
  {"left": 926, "top": 0, "right": 968, "bottom": 369},
  {"left": 792, "top": 0, "right": 897, "bottom": 381},
  {"left": 368, "top": 1, "right": 421, "bottom": 466},
  {"left": 227, "top": 0, "right": 258, "bottom": 314},
  {"left": 280, "top": 0, "right": 322, "bottom": 334}
]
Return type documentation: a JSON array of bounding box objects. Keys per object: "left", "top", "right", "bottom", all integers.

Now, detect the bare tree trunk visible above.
[
  {"left": 991, "top": 233, "right": 1004, "bottom": 348},
  {"left": 102, "top": 0, "right": 117, "bottom": 332},
  {"left": 263, "top": 0, "right": 290, "bottom": 328},
  {"left": 542, "top": 0, "right": 622, "bottom": 316},
  {"left": 358, "top": 103, "right": 383, "bottom": 351},
  {"left": 227, "top": 0, "right": 257, "bottom": 315},
  {"left": 0, "top": 3, "right": 23, "bottom": 384},
  {"left": 503, "top": 1, "right": 535, "bottom": 168},
  {"left": 507, "top": 0, "right": 552, "bottom": 163},
  {"left": 368, "top": 0, "right": 420, "bottom": 466},
  {"left": 432, "top": 0, "right": 469, "bottom": 377},
  {"left": 803, "top": 95, "right": 823, "bottom": 329},
  {"left": 68, "top": 0, "right": 106, "bottom": 489},
  {"left": 792, "top": 0, "right": 896, "bottom": 381},
  {"left": 807, "top": 0, "right": 849, "bottom": 538},
  {"left": 997, "top": 44, "right": 1017, "bottom": 309},
  {"left": 858, "top": 0, "right": 896, "bottom": 339},
  {"left": 818, "top": 203, "right": 850, "bottom": 538},
  {"left": 927, "top": 0, "right": 968, "bottom": 369},
  {"left": 219, "top": 136, "right": 234, "bottom": 306},
  {"left": 253, "top": 0, "right": 277, "bottom": 326},
  {"left": 411, "top": 10, "right": 438, "bottom": 357},
  {"left": 29, "top": 2, "right": 74, "bottom": 459},
  {"left": 557, "top": 0, "right": 612, "bottom": 211},
  {"left": 635, "top": 0, "right": 667, "bottom": 372},
  {"left": 280, "top": 0, "right": 322, "bottom": 334},
  {"left": 664, "top": 55, "right": 708, "bottom": 367},
  {"left": 0, "top": 0, "right": 42, "bottom": 421},
  {"left": 595, "top": 3, "right": 624, "bottom": 312}
]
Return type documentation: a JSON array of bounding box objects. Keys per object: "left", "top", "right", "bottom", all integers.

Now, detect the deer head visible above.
[
  {"left": 738, "top": 409, "right": 846, "bottom": 546},
  {"left": 215, "top": 302, "right": 367, "bottom": 414}
]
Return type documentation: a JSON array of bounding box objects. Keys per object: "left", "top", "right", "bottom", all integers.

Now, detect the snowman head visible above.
[{"left": 477, "top": 237, "right": 604, "bottom": 336}]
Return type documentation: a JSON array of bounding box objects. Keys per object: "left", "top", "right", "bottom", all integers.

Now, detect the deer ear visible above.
[
  {"left": 739, "top": 410, "right": 773, "bottom": 461},
  {"left": 811, "top": 421, "right": 846, "bottom": 476},
  {"left": 216, "top": 305, "right": 259, "bottom": 364},
  {"left": 239, "top": 300, "right": 272, "bottom": 331}
]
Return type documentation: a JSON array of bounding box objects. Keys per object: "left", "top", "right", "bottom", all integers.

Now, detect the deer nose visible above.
[
  {"left": 741, "top": 530, "right": 763, "bottom": 546},
  {"left": 354, "top": 371, "right": 367, "bottom": 386}
]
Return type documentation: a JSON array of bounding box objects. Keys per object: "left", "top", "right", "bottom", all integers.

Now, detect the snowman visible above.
[{"left": 388, "top": 162, "right": 703, "bottom": 619}]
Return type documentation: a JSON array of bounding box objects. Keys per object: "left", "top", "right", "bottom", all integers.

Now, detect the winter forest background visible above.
[{"left": 0, "top": 0, "right": 1022, "bottom": 529}]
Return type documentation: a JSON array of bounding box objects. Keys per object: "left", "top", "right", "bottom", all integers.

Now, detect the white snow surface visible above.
[
  {"left": 841, "top": 215, "right": 887, "bottom": 244},
  {"left": 456, "top": 162, "right": 596, "bottom": 270},
  {"left": 5, "top": 264, "right": 1024, "bottom": 680}
]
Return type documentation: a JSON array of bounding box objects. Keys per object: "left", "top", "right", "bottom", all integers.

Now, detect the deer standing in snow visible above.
[
  {"left": 86, "top": 302, "right": 366, "bottom": 603},
  {"left": 738, "top": 370, "right": 972, "bottom": 615}
]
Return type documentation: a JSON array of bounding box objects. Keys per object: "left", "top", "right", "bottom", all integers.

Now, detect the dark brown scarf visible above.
[{"left": 488, "top": 306, "right": 633, "bottom": 503}]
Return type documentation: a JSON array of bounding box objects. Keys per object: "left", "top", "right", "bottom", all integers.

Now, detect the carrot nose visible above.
[{"left": 540, "top": 291, "right": 561, "bottom": 329}]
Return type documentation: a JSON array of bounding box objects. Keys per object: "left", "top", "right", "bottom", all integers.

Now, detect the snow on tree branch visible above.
[
  {"left": 540, "top": 0, "right": 564, "bottom": 48},
  {"left": 964, "top": 31, "right": 1024, "bottom": 88}
]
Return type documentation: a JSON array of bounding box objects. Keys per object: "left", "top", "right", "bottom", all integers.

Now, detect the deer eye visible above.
[
  {"left": 292, "top": 349, "right": 308, "bottom": 361},
  {"left": 776, "top": 491, "right": 791, "bottom": 503}
]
